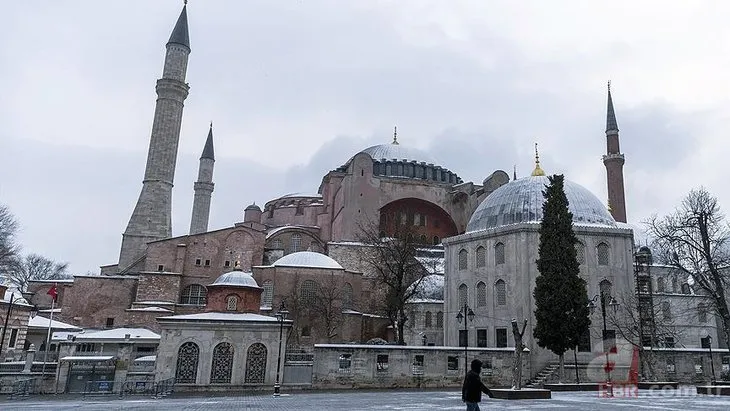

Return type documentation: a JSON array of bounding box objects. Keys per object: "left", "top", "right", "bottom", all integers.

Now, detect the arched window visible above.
[
  {"left": 671, "top": 277, "right": 678, "bottom": 293},
  {"left": 343, "top": 283, "right": 353, "bottom": 310},
  {"left": 425, "top": 311, "right": 432, "bottom": 328},
  {"left": 226, "top": 295, "right": 238, "bottom": 311},
  {"left": 576, "top": 242, "right": 585, "bottom": 265},
  {"left": 597, "top": 243, "right": 610, "bottom": 266},
  {"left": 698, "top": 303, "right": 707, "bottom": 323},
  {"left": 244, "top": 343, "right": 268, "bottom": 384},
  {"left": 600, "top": 279, "right": 613, "bottom": 298},
  {"left": 420, "top": 235, "right": 427, "bottom": 244},
  {"left": 494, "top": 242, "right": 505, "bottom": 265},
  {"left": 662, "top": 301, "right": 671, "bottom": 321},
  {"left": 681, "top": 283, "right": 691, "bottom": 295},
  {"left": 436, "top": 311, "right": 443, "bottom": 328},
  {"left": 210, "top": 342, "right": 234, "bottom": 384},
  {"left": 495, "top": 280, "right": 506, "bottom": 306},
  {"left": 476, "top": 246, "right": 486, "bottom": 268},
  {"left": 175, "top": 342, "right": 199, "bottom": 383},
  {"left": 458, "top": 284, "right": 468, "bottom": 307},
  {"left": 301, "top": 280, "right": 318, "bottom": 303},
  {"left": 180, "top": 284, "right": 207, "bottom": 305},
  {"left": 433, "top": 236, "right": 440, "bottom": 245},
  {"left": 261, "top": 280, "right": 274, "bottom": 308},
  {"left": 657, "top": 278, "right": 665, "bottom": 293},
  {"left": 458, "top": 249, "right": 468, "bottom": 270},
  {"left": 290, "top": 233, "right": 302, "bottom": 253},
  {"left": 271, "top": 239, "right": 282, "bottom": 249},
  {"left": 476, "top": 281, "right": 487, "bottom": 307}
]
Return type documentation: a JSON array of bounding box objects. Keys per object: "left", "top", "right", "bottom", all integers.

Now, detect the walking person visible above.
[{"left": 462, "top": 359, "right": 494, "bottom": 411}]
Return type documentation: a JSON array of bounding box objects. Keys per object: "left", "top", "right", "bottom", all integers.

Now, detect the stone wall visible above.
[
  {"left": 312, "top": 344, "right": 524, "bottom": 389},
  {"left": 135, "top": 272, "right": 181, "bottom": 303},
  {"left": 57, "top": 275, "right": 138, "bottom": 329}
]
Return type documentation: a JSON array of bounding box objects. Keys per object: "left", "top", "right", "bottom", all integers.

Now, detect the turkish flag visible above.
[{"left": 47, "top": 284, "right": 58, "bottom": 302}]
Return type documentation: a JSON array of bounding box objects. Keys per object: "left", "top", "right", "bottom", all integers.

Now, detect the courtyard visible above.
[{"left": 3, "top": 388, "right": 730, "bottom": 410}]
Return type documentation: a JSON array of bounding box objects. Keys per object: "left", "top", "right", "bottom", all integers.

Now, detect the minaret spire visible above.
[
  {"left": 190, "top": 123, "right": 216, "bottom": 235},
  {"left": 392, "top": 125, "right": 399, "bottom": 145},
  {"left": 602, "top": 81, "right": 627, "bottom": 223},
  {"left": 119, "top": 5, "right": 192, "bottom": 271}
]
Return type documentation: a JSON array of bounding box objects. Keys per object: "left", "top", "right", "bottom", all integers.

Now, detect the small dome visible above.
[
  {"left": 410, "top": 274, "right": 444, "bottom": 300},
  {"left": 245, "top": 203, "right": 261, "bottom": 212},
  {"left": 273, "top": 251, "right": 343, "bottom": 269},
  {"left": 467, "top": 175, "right": 615, "bottom": 232},
  {"left": 211, "top": 270, "right": 260, "bottom": 288}
]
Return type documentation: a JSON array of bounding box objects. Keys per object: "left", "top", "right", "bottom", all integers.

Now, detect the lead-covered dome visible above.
[
  {"left": 466, "top": 176, "right": 615, "bottom": 232},
  {"left": 273, "top": 251, "right": 343, "bottom": 270},
  {"left": 359, "top": 143, "right": 439, "bottom": 165},
  {"left": 211, "top": 270, "right": 260, "bottom": 289}
]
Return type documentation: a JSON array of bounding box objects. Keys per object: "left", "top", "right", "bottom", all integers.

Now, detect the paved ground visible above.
[{"left": 3, "top": 388, "right": 730, "bottom": 410}]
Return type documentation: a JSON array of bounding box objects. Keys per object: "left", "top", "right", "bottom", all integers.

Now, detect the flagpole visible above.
[{"left": 41, "top": 296, "right": 55, "bottom": 376}]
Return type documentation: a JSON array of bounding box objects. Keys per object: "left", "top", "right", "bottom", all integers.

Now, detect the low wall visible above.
[{"left": 312, "top": 344, "right": 525, "bottom": 389}]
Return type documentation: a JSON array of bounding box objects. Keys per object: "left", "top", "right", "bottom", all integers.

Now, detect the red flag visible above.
[{"left": 47, "top": 284, "right": 58, "bottom": 302}]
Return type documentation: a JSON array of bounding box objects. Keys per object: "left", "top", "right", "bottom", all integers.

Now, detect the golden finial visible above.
[
  {"left": 392, "top": 125, "right": 399, "bottom": 145},
  {"left": 531, "top": 142, "right": 545, "bottom": 176}
]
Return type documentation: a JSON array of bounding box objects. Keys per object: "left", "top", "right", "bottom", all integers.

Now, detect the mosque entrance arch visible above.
[{"left": 379, "top": 198, "right": 458, "bottom": 245}]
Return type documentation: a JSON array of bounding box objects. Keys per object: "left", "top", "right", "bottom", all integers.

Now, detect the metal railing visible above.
[
  {"left": 82, "top": 380, "right": 115, "bottom": 398},
  {"left": 152, "top": 378, "right": 175, "bottom": 398},
  {"left": 9, "top": 378, "right": 36, "bottom": 399},
  {"left": 119, "top": 380, "right": 155, "bottom": 398}
]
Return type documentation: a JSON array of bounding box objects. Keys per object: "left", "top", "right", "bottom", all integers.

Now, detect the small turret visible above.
[{"left": 244, "top": 203, "right": 262, "bottom": 223}]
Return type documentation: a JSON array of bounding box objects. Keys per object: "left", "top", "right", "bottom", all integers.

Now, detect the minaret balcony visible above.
[{"left": 602, "top": 153, "right": 625, "bottom": 163}]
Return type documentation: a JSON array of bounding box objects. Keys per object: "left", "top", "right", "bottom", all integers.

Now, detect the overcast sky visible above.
[{"left": 2, "top": 1, "right": 729, "bottom": 274}]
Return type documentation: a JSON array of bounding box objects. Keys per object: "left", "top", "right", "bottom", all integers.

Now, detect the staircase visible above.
[{"left": 524, "top": 363, "right": 559, "bottom": 388}]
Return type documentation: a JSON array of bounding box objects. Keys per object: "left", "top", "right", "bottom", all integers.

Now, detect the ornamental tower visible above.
[
  {"left": 189, "top": 124, "right": 215, "bottom": 234},
  {"left": 119, "top": 5, "right": 191, "bottom": 271},
  {"left": 603, "top": 81, "right": 627, "bottom": 223}
]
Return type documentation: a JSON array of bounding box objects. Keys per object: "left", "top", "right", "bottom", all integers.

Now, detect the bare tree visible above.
[
  {"left": 608, "top": 289, "right": 690, "bottom": 381},
  {"left": 645, "top": 188, "right": 730, "bottom": 349},
  {"left": 357, "top": 219, "right": 430, "bottom": 345},
  {"left": 310, "top": 273, "right": 345, "bottom": 342},
  {"left": 7, "top": 254, "right": 70, "bottom": 292},
  {"left": 0, "top": 205, "right": 20, "bottom": 277}
]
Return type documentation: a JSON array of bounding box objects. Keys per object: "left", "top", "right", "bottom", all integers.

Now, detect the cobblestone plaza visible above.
[{"left": 3, "top": 389, "right": 730, "bottom": 411}]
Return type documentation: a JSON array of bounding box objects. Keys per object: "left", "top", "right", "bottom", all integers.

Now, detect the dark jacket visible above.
[{"left": 462, "top": 370, "right": 493, "bottom": 403}]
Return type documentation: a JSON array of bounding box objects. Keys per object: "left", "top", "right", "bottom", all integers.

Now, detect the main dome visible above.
[
  {"left": 359, "top": 143, "right": 439, "bottom": 165},
  {"left": 273, "top": 251, "right": 343, "bottom": 270},
  {"left": 466, "top": 176, "right": 615, "bottom": 232}
]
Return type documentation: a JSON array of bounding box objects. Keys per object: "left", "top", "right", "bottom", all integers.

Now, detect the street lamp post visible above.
[
  {"left": 589, "top": 292, "right": 619, "bottom": 396},
  {"left": 456, "top": 303, "right": 475, "bottom": 375},
  {"left": 708, "top": 335, "right": 716, "bottom": 384},
  {"left": 273, "top": 301, "right": 289, "bottom": 397}
]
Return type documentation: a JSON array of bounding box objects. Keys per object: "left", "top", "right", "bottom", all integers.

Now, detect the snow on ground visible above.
[{"left": 4, "top": 389, "right": 730, "bottom": 410}]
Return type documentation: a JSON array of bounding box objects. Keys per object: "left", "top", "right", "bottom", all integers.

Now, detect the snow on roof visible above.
[
  {"left": 314, "top": 344, "right": 527, "bottom": 352},
  {"left": 61, "top": 356, "right": 114, "bottom": 362},
  {"left": 266, "top": 225, "right": 320, "bottom": 239},
  {"left": 416, "top": 256, "right": 444, "bottom": 275},
  {"left": 126, "top": 306, "right": 173, "bottom": 313},
  {"left": 157, "top": 312, "right": 287, "bottom": 323},
  {"left": 134, "top": 301, "right": 176, "bottom": 305},
  {"left": 407, "top": 298, "right": 444, "bottom": 304},
  {"left": 134, "top": 355, "right": 156, "bottom": 362},
  {"left": 273, "top": 251, "right": 343, "bottom": 269},
  {"left": 74, "top": 328, "right": 160, "bottom": 342},
  {"left": 52, "top": 331, "right": 78, "bottom": 341},
  {"left": 28, "top": 315, "right": 82, "bottom": 331},
  {"left": 40, "top": 308, "right": 62, "bottom": 314}
]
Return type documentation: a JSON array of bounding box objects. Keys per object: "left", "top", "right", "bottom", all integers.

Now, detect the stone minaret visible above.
[
  {"left": 118, "top": 5, "right": 191, "bottom": 271},
  {"left": 189, "top": 124, "right": 215, "bottom": 234},
  {"left": 603, "top": 81, "right": 627, "bottom": 223}
]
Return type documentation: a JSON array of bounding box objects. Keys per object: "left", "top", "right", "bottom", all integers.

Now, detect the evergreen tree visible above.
[{"left": 533, "top": 175, "right": 591, "bottom": 382}]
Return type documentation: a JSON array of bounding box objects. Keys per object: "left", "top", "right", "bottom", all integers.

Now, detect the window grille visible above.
[
  {"left": 458, "top": 284, "right": 468, "bottom": 307},
  {"left": 494, "top": 242, "right": 505, "bottom": 265},
  {"left": 458, "top": 249, "right": 468, "bottom": 270},
  {"left": 175, "top": 342, "right": 200, "bottom": 384},
  {"left": 210, "top": 343, "right": 234, "bottom": 384},
  {"left": 597, "top": 243, "right": 610, "bottom": 265},
  {"left": 495, "top": 280, "right": 506, "bottom": 306},
  {"left": 477, "top": 282, "right": 487, "bottom": 307},
  {"left": 180, "top": 284, "right": 207, "bottom": 305},
  {"left": 476, "top": 246, "right": 486, "bottom": 268}
]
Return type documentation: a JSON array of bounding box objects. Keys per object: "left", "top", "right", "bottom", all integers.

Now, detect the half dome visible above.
[
  {"left": 273, "top": 251, "right": 343, "bottom": 270},
  {"left": 466, "top": 176, "right": 615, "bottom": 232},
  {"left": 210, "top": 270, "right": 260, "bottom": 289}
]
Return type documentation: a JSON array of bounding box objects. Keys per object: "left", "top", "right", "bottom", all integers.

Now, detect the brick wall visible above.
[
  {"left": 58, "top": 276, "right": 137, "bottom": 329},
  {"left": 206, "top": 285, "right": 262, "bottom": 313},
  {"left": 135, "top": 272, "right": 181, "bottom": 303}
]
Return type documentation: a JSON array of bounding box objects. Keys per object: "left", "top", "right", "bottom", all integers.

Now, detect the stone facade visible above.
[
  {"left": 0, "top": 286, "right": 33, "bottom": 361},
  {"left": 404, "top": 300, "right": 444, "bottom": 347},
  {"left": 155, "top": 313, "right": 290, "bottom": 389},
  {"left": 312, "top": 344, "right": 525, "bottom": 389},
  {"left": 444, "top": 216, "right": 636, "bottom": 379}
]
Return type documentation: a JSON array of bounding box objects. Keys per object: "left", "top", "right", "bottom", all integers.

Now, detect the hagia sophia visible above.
[{"left": 22, "top": 4, "right": 720, "bottom": 387}]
